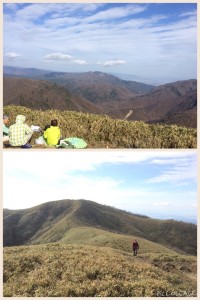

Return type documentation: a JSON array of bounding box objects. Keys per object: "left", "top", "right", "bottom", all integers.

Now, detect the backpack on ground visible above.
[{"left": 57, "top": 137, "right": 87, "bottom": 149}]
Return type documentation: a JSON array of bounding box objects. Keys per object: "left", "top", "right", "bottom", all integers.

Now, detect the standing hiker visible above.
[{"left": 132, "top": 239, "right": 139, "bottom": 256}]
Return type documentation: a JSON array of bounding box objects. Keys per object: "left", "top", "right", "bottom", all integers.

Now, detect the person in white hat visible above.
[{"left": 9, "top": 115, "right": 33, "bottom": 148}]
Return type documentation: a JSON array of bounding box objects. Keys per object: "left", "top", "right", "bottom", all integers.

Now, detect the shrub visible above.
[
  {"left": 3, "top": 105, "right": 197, "bottom": 148},
  {"left": 3, "top": 243, "right": 197, "bottom": 297}
]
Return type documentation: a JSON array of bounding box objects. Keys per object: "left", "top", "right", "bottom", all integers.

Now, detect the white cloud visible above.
[
  {"left": 151, "top": 158, "right": 187, "bottom": 165},
  {"left": 147, "top": 161, "right": 197, "bottom": 185},
  {"left": 179, "top": 11, "right": 196, "bottom": 18},
  {"left": 4, "top": 168, "right": 196, "bottom": 213},
  {"left": 3, "top": 3, "right": 196, "bottom": 82},
  {"left": 43, "top": 53, "right": 72, "bottom": 61},
  {"left": 15, "top": 4, "right": 61, "bottom": 22},
  {"left": 43, "top": 53, "right": 88, "bottom": 65},
  {"left": 3, "top": 151, "right": 197, "bottom": 213},
  {"left": 102, "top": 60, "right": 127, "bottom": 66},
  {"left": 4, "top": 52, "right": 22, "bottom": 60},
  {"left": 85, "top": 5, "right": 147, "bottom": 23},
  {"left": 82, "top": 4, "right": 104, "bottom": 12},
  {"left": 73, "top": 59, "right": 87, "bottom": 65},
  {"left": 3, "top": 151, "right": 197, "bottom": 179},
  {"left": 3, "top": 169, "right": 122, "bottom": 210}
]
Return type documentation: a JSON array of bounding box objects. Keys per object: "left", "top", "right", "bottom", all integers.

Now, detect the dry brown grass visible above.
[
  {"left": 4, "top": 243, "right": 197, "bottom": 297},
  {"left": 3, "top": 105, "right": 197, "bottom": 148}
]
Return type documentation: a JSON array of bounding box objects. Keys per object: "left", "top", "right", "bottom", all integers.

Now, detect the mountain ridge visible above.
[
  {"left": 4, "top": 65, "right": 155, "bottom": 91},
  {"left": 4, "top": 199, "right": 197, "bottom": 255},
  {"left": 3, "top": 77, "right": 103, "bottom": 114},
  {"left": 3, "top": 66, "right": 196, "bottom": 128}
]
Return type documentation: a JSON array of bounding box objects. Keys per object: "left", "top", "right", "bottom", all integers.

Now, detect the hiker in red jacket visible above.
[{"left": 132, "top": 239, "right": 139, "bottom": 256}]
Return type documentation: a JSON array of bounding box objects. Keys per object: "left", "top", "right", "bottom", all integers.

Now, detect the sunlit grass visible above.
[
  {"left": 4, "top": 243, "right": 197, "bottom": 297},
  {"left": 3, "top": 105, "right": 197, "bottom": 148}
]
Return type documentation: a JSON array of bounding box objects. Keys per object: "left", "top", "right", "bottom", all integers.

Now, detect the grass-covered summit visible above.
[
  {"left": 4, "top": 199, "right": 197, "bottom": 255},
  {"left": 3, "top": 105, "right": 197, "bottom": 148}
]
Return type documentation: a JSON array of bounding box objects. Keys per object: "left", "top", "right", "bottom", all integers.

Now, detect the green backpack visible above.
[{"left": 57, "top": 137, "right": 87, "bottom": 149}]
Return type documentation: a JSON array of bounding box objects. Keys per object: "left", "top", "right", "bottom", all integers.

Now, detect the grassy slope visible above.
[
  {"left": 53, "top": 226, "right": 178, "bottom": 255},
  {"left": 3, "top": 77, "right": 102, "bottom": 114},
  {"left": 3, "top": 105, "right": 197, "bottom": 148},
  {"left": 3, "top": 243, "right": 197, "bottom": 297},
  {"left": 4, "top": 200, "right": 197, "bottom": 255}
]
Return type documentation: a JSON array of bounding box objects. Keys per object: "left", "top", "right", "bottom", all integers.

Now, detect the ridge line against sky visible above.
[
  {"left": 3, "top": 2, "right": 197, "bottom": 84},
  {"left": 3, "top": 151, "right": 197, "bottom": 223}
]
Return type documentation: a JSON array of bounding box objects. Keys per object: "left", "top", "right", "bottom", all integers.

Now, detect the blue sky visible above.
[
  {"left": 3, "top": 3, "right": 197, "bottom": 84},
  {"left": 3, "top": 151, "right": 197, "bottom": 223}
]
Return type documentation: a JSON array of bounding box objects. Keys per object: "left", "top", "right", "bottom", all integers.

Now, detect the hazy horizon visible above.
[{"left": 3, "top": 64, "right": 197, "bottom": 86}]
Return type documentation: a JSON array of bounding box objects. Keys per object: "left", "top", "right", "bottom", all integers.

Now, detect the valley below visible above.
[
  {"left": 4, "top": 66, "right": 197, "bottom": 129},
  {"left": 3, "top": 67, "right": 197, "bottom": 149}
]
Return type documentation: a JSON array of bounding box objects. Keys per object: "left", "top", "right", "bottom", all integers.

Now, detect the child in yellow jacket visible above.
[{"left": 44, "top": 119, "right": 61, "bottom": 146}]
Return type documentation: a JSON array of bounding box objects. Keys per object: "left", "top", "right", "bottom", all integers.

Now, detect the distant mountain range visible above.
[
  {"left": 43, "top": 71, "right": 154, "bottom": 103},
  {"left": 3, "top": 199, "right": 197, "bottom": 255},
  {"left": 3, "top": 66, "right": 197, "bottom": 128}
]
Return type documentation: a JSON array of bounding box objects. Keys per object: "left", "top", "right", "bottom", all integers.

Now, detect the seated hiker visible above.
[
  {"left": 43, "top": 125, "right": 50, "bottom": 132},
  {"left": 3, "top": 114, "right": 10, "bottom": 143},
  {"left": 9, "top": 115, "right": 33, "bottom": 148},
  {"left": 43, "top": 119, "right": 61, "bottom": 146},
  {"left": 132, "top": 239, "right": 139, "bottom": 256}
]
